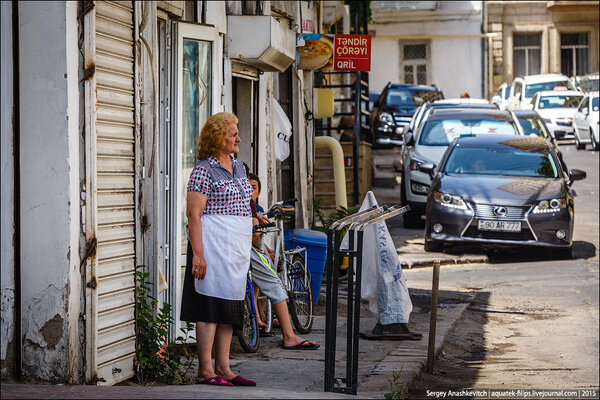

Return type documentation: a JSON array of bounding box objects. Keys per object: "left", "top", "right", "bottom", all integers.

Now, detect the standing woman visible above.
[{"left": 180, "top": 112, "right": 256, "bottom": 387}]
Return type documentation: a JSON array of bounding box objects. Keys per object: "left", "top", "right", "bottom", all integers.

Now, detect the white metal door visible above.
[
  {"left": 169, "top": 22, "right": 222, "bottom": 339},
  {"left": 83, "top": 0, "right": 136, "bottom": 385}
]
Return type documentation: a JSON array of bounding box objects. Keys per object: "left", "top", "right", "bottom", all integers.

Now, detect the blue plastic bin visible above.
[{"left": 285, "top": 229, "right": 327, "bottom": 304}]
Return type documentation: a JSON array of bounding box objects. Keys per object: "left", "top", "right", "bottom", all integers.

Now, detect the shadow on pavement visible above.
[
  {"left": 423, "top": 238, "right": 596, "bottom": 264},
  {"left": 481, "top": 240, "right": 596, "bottom": 264},
  {"left": 407, "top": 289, "right": 491, "bottom": 398}
]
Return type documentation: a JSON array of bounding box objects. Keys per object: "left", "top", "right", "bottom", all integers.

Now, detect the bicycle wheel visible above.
[
  {"left": 235, "top": 290, "right": 259, "bottom": 353},
  {"left": 286, "top": 254, "right": 313, "bottom": 334}
]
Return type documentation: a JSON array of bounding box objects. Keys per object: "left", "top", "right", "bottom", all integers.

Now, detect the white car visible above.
[
  {"left": 531, "top": 90, "right": 584, "bottom": 140},
  {"left": 491, "top": 82, "right": 510, "bottom": 110},
  {"left": 507, "top": 74, "right": 576, "bottom": 111},
  {"left": 573, "top": 92, "right": 600, "bottom": 150}
]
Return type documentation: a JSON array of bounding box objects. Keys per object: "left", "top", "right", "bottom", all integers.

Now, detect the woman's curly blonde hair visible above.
[{"left": 196, "top": 112, "right": 239, "bottom": 160}]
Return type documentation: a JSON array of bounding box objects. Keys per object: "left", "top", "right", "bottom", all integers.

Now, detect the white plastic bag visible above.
[
  {"left": 273, "top": 99, "right": 292, "bottom": 161},
  {"left": 341, "top": 191, "right": 413, "bottom": 323}
]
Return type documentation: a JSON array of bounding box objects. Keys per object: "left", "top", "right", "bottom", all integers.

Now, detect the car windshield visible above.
[
  {"left": 537, "top": 95, "right": 582, "bottom": 109},
  {"left": 419, "top": 118, "right": 518, "bottom": 146},
  {"left": 386, "top": 88, "right": 442, "bottom": 107},
  {"left": 592, "top": 97, "right": 599, "bottom": 111},
  {"left": 517, "top": 116, "right": 549, "bottom": 138},
  {"left": 504, "top": 88, "right": 511, "bottom": 99},
  {"left": 525, "top": 80, "right": 575, "bottom": 98},
  {"left": 443, "top": 145, "right": 559, "bottom": 178}
]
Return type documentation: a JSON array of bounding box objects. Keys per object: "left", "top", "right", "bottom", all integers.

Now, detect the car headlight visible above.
[
  {"left": 410, "top": 156, "right": 428, "bottom": 171},
  {"left": 433, "top": 191, "right": 468, "bottom": 210},
  {"left": 378, "top": 112, "right": 394, "bottom": 125},
  {"left": 532, "top": 198, "right": 566, "bottom": 214},
  {"left": 411, "top": 181, "right": 429, "bottom": 195},
  {"left": 543, "top": 118, "right": 552, "bottom": 123}
]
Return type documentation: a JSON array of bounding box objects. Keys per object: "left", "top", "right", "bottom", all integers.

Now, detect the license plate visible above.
[{"left": 477, "top": 220, "right": 521, "bottom": 232}]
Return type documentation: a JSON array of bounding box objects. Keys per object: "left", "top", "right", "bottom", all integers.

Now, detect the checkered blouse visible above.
[{"left": 187, "top": 156, "right": 253, "bottom": 217}]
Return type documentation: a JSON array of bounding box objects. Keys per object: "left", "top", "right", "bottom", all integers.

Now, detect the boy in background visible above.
[{"left": 248, "top": 173, "right": 264, "bottom": 213}]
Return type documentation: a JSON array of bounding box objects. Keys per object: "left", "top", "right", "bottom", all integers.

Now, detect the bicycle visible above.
[
  {"left": 265, "top": 199, "right": 314, "bottom": 334},
  {"left": 235, "top": 271, "right": 260, "bottom": 353},
  {"left": 235, "top": 222, "right": 274, "bottom": 353},
  {"left": 236, "top": 200, "right": 314, "bottom": 352}
]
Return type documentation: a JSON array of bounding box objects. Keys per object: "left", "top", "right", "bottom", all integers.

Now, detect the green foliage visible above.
[
  {"left": 379, "top": 369, "right": 405, "bottom": 400},
  {"left": 312, "top": 199, "right": 360, "bottom": 232},
  {"left": 135, "top": 266, "right": 196, "bottom": 385}
]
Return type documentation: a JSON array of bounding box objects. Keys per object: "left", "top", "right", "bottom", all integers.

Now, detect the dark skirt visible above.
[{"left": 180, "top": 242, "right": 244, "bottom": 329}]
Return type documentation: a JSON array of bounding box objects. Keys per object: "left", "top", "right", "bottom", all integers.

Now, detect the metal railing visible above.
[{"left": 324, "top": 204, "right": 410, "bottom": 395}]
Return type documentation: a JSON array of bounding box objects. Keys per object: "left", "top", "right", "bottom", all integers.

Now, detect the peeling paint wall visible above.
[
  {"left": 0, "top": 0, "right": 16, "bottom": 379},
  {"left": 18, "top": 2, "right": 82, "bottom": 383}
]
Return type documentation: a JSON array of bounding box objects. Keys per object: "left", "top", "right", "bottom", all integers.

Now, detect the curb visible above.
[
  {"left": 399, "top": 255, "right": 489, "bottom": 269},
  {"left": 357, "top": 303, "right": 470, "bottom": 398}
]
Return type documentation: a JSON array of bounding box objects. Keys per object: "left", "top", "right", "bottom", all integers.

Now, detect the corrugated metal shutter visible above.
[{"left": 84, "top": 0, "right": 136, "bottom": 386}]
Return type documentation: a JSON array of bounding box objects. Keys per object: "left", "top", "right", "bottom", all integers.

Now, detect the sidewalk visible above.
[
  {"left": 1, "top": 148, "right": 478, "bottom": 399},
  {"left": 1, "top": 288, "right": 468, "bottom": 399}
]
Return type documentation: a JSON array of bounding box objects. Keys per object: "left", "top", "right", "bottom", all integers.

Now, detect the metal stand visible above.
[{"left": 324, "top": 204, "right": 410, "bottom": 395}]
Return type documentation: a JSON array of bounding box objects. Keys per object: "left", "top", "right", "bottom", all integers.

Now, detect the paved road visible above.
[{"left": 403, "top": 143, "right": 599, "bottom": 393}]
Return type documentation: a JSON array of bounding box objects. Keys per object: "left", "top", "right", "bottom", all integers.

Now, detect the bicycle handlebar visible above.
[
  {"left": 252, "top": 222, "right": 276, "bottom": 232},
  {"left": 273, "top": 198, "right": 297, "bottom": 206}
]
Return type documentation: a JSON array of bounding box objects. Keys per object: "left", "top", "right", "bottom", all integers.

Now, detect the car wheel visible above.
[
  {"left": 424, "top": 240, "right": 443, "bottom": 252},
  {"left": 575, "top": 134, "right": 585, "bottom": 150},
  {"left": 400, "top": 179, "right": 424, "bottom": 229},
  {"left": 554, "top": 246, "right": 573, "bottom": 260},
  {"left": 591, "top": 131, "right": 600, "bottom": 151}
]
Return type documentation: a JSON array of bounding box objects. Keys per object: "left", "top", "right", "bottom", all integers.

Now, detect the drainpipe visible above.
[
  {"left": 314, "top": 136, "right": 347, "bottom": 211},
  {"left": 12, "top": 0, "right": 22, "bottom": 381}
]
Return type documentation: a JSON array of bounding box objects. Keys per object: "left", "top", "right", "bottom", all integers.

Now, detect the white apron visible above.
[{"left": 194, "top": 214, "right": 252, "bottom": 301}]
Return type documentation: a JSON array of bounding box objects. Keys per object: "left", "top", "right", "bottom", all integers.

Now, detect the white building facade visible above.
[
  {"left": 368, "top": 1, "right": 487, "bottom": 99},
  {"left": 1, "top": 0, "right": 318, "bottom": 385}
]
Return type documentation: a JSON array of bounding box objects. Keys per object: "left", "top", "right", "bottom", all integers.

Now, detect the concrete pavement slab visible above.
[{"left": 1, "top": 293, "right": 469, "bottom": 399}]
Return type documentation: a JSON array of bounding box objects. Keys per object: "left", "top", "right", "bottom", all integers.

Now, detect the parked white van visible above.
[{"left": 507, "top": 74, "right": 576, "bottom": 111}]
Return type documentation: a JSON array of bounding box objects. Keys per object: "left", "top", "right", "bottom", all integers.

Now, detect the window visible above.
[
  {"left": 400, "top": 43, "right": 428, "bottom": 85},
  {"left": 524, "top": 80, "right": 574, "bottom": 98},
  {"left": 537, "top": 95, "right": 583, "bottom": 109},
  {"left": 561, "top": 33, "right": 589, "bottom": 77},
  {"left": 517, "top": 116, "right": 549, "bottom": 138},
  {"left": 444, "top": 146, "right": 559, "bottom": 178},
  {"left": 512, "top": 81, "right": 523, "bottom": 99},
  {"left": 577, "top": 97, "right": 588, "bottom": 112},
  {"left": 419, "top": 118, "right": 518, "bottom": 146},
  {"left": 513, "top": 33, "right": 541, "bottom": 76}
]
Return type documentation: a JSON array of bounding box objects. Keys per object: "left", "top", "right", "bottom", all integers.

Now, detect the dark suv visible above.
[{"left": 369, "top": 83, "right": 444, "bottom": 146}]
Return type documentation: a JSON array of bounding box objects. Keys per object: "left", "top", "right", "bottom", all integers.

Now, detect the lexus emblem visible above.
[{"left": 493, "top": 206, "right": 507, "bottom": 217}]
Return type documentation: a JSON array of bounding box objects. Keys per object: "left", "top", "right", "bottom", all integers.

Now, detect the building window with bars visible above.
[
  {"left": 513, "top": 33, "right": 541, "bottom": 77},
  {"left": 400, "top": 43, "right": 428, "bottom": 85},
  {"left": 561, "top": 32, "right": 589, "bottom": 77}
]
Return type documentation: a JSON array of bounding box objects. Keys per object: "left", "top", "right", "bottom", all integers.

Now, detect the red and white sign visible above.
[
  {"left": 333, "top": 34, "right": 371, "bottom": 71},
  {"left": 302, "top": 19, "right": 314, "bottom": 33}
]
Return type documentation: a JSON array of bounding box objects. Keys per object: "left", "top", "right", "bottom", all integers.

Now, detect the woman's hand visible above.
[
  {"left": 192, "top": 254, "right": 207, "bottom": 280},
  {"left": 256, "top": 213, "right": 270, "bottom": 225},
  {"left": 187, "top": 192, "right": 208, "bottom": 280}
]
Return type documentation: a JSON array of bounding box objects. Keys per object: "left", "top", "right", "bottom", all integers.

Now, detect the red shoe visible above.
[
  {"left": 227, "top": 375, "right": 257, "bottom": 386},
  {"left": 196, "top": 375, "right": 234, "bottom": 387}
]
